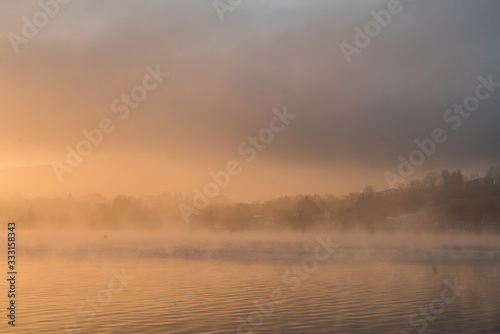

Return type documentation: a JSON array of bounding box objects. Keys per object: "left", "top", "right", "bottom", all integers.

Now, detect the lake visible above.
[{"left": 3, "top": 230, "right": 500, "bottom": 333}]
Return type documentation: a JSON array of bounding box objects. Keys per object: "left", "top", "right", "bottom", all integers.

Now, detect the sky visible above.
[{"left": 0, "top": 0, "right": 499, "bottom": 201}]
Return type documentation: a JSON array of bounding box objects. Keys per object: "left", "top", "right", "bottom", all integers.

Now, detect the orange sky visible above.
[{"left": 1, "top": 1, "right": 499, "bottom": 201}]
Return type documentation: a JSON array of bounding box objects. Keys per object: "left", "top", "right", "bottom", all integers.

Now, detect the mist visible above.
[
  {"left": 17, "top": 228, "right": 500, "bottom": 269},
  {"left": 1, "top": 0, "right": 500, "bottom": 199},
  {"left": 2, "top": 1, "right": 500, "bottom": 332}
]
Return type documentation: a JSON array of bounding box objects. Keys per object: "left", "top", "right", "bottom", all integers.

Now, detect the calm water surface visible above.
[{"left": 3, "top": 233, "right": 500, "bottom": 333}]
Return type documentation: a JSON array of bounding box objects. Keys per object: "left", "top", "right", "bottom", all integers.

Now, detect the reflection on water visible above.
[{"left": 2, "top": 231, "right": 500, "bottom": 333}]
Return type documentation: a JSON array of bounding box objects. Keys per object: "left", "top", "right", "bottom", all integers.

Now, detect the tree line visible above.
[{"left": 2, "top": 166, "right": 499, "bottom": 232}]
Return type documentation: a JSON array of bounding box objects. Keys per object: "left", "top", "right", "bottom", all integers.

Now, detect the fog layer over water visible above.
[{"left": 20, "top": 229, "right": 500, "bottom": 265}]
